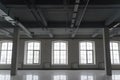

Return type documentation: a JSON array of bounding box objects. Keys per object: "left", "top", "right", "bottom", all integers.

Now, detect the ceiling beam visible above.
[
  {"left": 71, "top": 0, "right": 90, "bottom": 38},
  {"left": 70, "top": 0, "right": 80, "bottom": 28},
  {"left": 3, "top": 0, "right": 120, "bottom": 5},
  {"left": 0, "top": 2, "right": 32, "bottom": 38},
  {"left": 37, "top": 9, "right": 47, "bottom": 26},
  {"left": 91, "top": 29, "right": 102, "bottom": 37},
  {"left": 0, "top": 28, "right": 12, "bottom": 37},
  {"left": 25, "top": 0, "right": 53, "bottom": 38},
  {"left": 109, "top": 23, "right": 120, "bottom": 37},
  {"left": 6, "top": 5, "right": 120, "bottom": 10},
  {"left": 91, "top": 23, "right": 120, "bottom": 38},
  {"left": 105, "top": 11, "right": 120, "bottom": 26}
]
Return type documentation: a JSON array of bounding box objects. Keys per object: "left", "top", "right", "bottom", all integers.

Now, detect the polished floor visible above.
[{"left": 0, "top": 70, "right": 120, "bottom": 80}]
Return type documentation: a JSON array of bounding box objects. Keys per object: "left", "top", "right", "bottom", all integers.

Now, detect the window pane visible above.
[
  {"left": 53, "top": 51, "right": 59, "bottom": 64},
  {"left": 110, "top": 43, "right": 112, "bottom": 50},
  {"left": 34, "top": 42, "right": 40, "bottom": 50},
  {"left": 0, "top": 51, "right": 7, "bottom": 64},
  {"left": 2, "top": 42, "right": 7, "bottom": 50},
  {"left": 113, "top": 51, "right": 119, "bottom": 64},
  {"left": 60, "top": 51, "right": 67, "bottom": 64},
  {"left": 28, "top": 42, "right": 33, "bottom": 50},
  {"left": 61, "top": 42, "right": 66, "bottom": 50},
  {"left": 8, "top": 42, "right": 13, "bottom": 50},
  {"left": 87, "top": 42, "right": 92, "bottom": 50},
  {"left": 27, "top": 51, "right": 33, "bottom": 64},
  {"left": 34, "top": 51, "right": 39, "bottom": 63},
  {"left": 54, "top": 42, "right": 60, "bottom": 50},
  {"left": 80, "top": 42, "right": 86, "bottom": 50},
  {"left": 87, "top": 51, "right": 93, "bottom": 63},
  {"left": 7, "top": 51, "right": 12, "bottom": 64},
  {"left": 80, "top": 51, "right": 86, "bottom": 64},
  {"left": 113, "top": 43, "right": 118, "bottom": 50}
]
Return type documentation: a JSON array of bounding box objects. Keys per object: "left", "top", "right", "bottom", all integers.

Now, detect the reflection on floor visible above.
[{"left": 0, "top": 70, "right": 120, "bottom": 80}]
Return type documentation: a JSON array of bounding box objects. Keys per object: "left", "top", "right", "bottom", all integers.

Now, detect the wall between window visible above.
[{"left": 0, "top": 38, "right": 119, "bottom": 70}]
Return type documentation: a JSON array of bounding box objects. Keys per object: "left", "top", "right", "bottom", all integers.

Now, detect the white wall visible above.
[{"left": 0, "top": 38, "right": 119, "bottom": 70}]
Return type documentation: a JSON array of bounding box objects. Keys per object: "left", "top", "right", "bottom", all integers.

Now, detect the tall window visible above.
[
  {"left": 0, "top": 41, "right": 12, "bottom": 64},
  {"left": 79, "top": 41, "right": 95, "bottom": 64},
  {"left": 110, "top": 41, "right": 120, "bottom": 64},
  {"left": 24, "top": 41, "right": 41, "bottom": 64},
  {"left": 52, "top": 41, "right": 68, "bottom": 65}
]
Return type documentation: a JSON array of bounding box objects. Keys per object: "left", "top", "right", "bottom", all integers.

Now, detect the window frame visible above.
[
  {"left": 0, "top": 40, "right": 13, "bottom": 65},
  {"left": 79, "top": 41, "right": 96, "bottom": 65},
  {"left": 51, "top": 40, "right": 68, "bottom": 65},
  {"left": 110, "top": 41, "right": 120, "bottom": 65},
  {"left": 24, "top": 40, "right": 41, "bottom": 65}
]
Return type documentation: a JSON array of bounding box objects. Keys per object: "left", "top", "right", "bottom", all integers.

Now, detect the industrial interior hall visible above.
[{"left": 0, "top": 0, "right": 120, "bottom": 80}]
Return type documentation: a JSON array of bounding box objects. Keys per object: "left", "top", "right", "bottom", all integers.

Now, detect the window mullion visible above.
[
  {"left": 86, "top": 42, "right": 88, "bottom": 64},
  {"left": 52, "top": 44, "right": 54, "bottom": 64},
  {"left": 0, "top": 42, "right": 2, "bottom": 63},
  {"left": 59, "top": 42, "right": 60, "bottom": 64},
  {"left": 59, "top": 50, "right": 61, "bottom": 64},
  {"left": 6, "top": 42, "right": 8, "bottom": 64},
  {"left": 118, "top": 42, "right": 120, "bottom": 64},
  {"left": 92, "top": 50, "right": 94, "bottom": 64},
  {"left": 33, "top": 42, "right": 34, "bottom": 64}
]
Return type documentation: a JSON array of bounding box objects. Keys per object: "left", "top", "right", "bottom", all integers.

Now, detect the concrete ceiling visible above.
[{"left": 0, "top": 0, "right": 120, "bottom": 38}]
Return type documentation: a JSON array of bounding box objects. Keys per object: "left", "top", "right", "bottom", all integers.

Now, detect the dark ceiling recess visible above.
[{"left": 2, "top": 0, "right": 120, "bottom": 5}]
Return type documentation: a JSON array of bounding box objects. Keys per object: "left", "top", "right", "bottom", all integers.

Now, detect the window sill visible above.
[
  {"left": 51, "top": 64, "right": 68, "bottom": 66},
  {"left": 112, "top": 64, "right": 120, "bottom": 65},
  {"left": 79, "top": 64, "right": 96, "bottom": 65},
  {"left": 23, "top": 64, "right": 41, "bottom": 65},
  {"left": 0, "top": 64, "right": 11, "bottom": 65}
]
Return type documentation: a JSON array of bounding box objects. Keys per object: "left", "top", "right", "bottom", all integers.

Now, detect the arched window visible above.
[{"left": 52, "top": 41, "right": 68, "bottom": 65}]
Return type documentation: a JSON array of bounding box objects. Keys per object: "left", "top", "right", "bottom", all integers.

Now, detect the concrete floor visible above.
[{"left": 0, "top": 70, "right": 119, "bottom": 80}]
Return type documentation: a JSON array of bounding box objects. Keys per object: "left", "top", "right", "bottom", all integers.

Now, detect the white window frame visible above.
[
  {"left": 24, "top": 41, "right": 41, "bottom": 65},
  {"left": 110, "top": 41, "right": 120, "bottom": 65},
  {"left": 79, "top": 41, "right": 96, "bottom": 65},
  {"left": 0, "top": 40, "right": 13, "bottom": 65},
  {"left": 52, "top": 40, "right": 68, "bottom": 65}
]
